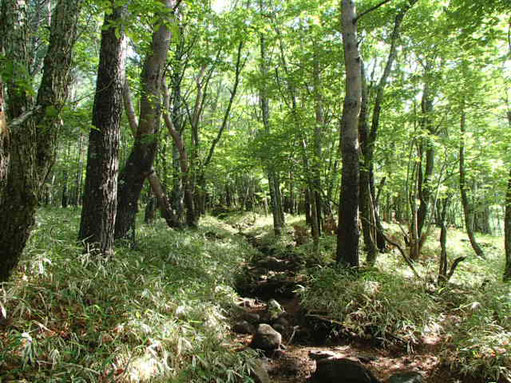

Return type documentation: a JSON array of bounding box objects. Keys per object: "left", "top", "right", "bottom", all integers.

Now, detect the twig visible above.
[{"left": 355, "top": 0, "right": 394, "bottom": 22}]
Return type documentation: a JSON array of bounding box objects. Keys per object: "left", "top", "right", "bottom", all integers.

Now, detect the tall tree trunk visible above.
[
  {"left": 359, "top": 62, "right": 378, "bottom": 264},
  {"left": 79, "top": 3, "right": 125, "bottom": 255},
  {"left": 72, "top": 133, "right": 85, "bottom": 206},
  {"left": 438, "top": 197, "right": 450, "bottom": 284},
  {"left": 0, "top": 0, "right": 82, "bottom": 281},
  {"left": 259, "top": 18, "right": 284, "bottom": 235},
  {"left": 459, "top": 109, "right": 484, "bottom": 257},
  {"left": 360, "top": 0, "right": 418, "bottom": 262},
  {"left": 115, "top": 0, "right": 174, "bottom": 240},
  {"left": 504, "top": 168, "right": 511, "bottom": 282},
  {"left": 312, "top": 43, "right": 324, "bottom": 238},
  {"left": 122, "top": 80, "right": 180, "bottom": 228},
  {"left": 410, "top": 66, "right": 435, "bottom": 260},
  {"left": 504, "top": 110, "right": 511, "bottom": 282},
  {"left": 337, "top": 0, "right": 361, "bottom": 267}
]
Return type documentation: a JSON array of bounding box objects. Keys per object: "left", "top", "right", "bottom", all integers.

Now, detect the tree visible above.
[
  {"left": 115, "top": 0, "right": 174, "bottom": 240},
  {"left": 336, "top": 0, "right": 361, "bottom": 267},
  {"left": 0, "top": 0, "right": 83, "bottom": 281},
  {"left": 79, "top": 1, "right": 126, "bottom": 255}
]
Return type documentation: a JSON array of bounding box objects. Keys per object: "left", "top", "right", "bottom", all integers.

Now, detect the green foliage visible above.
[
  {"left": 444, "top": 282, "right": 511, "bottom": 382},
  {"left": 300, "top": 267, "right": 436, "bottom": 347},
  {"left": 0, "top": 209, "right": 257, "bottom": 382}
]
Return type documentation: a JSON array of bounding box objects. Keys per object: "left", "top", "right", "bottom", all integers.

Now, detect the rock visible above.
[
  {"left": 242, "top": 311, "right": 261, "bottom": 323},
  {"left": 233, "top": 320, "right": 255, "bottom": 334},
  {"left": 309, "top": 350, "right": 337, "bottom": 361},
  {"left": 273, "top": 323, "right": 286, "bottom": 334},
  {"left": 250, "top": 324, "right": 282, "bottom": 352},
  {"left": 386, "top": 372, "right": 423, "bottom": 383},
  {"left": 250, "top": 360, "right": 271, "bottom": 383},
  {"left": 274, "top": 316, "right": 290, "bottom": 327},
  {"left": 310, "top": 358, "right": 380, "bottom": 383}
]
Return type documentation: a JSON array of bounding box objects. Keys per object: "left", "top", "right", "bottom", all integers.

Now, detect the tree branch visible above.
[{"left": 355, "top": 0, "right": 394, "bottom": 22}]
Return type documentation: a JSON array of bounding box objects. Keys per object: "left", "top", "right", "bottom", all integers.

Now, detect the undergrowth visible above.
[{"left": 0, "top": 208, "right": 258, "bottom": 382}]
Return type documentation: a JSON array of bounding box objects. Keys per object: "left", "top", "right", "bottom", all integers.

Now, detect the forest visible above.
[{"left": 0, "top": 0, "right": 510, "bottom": 382}]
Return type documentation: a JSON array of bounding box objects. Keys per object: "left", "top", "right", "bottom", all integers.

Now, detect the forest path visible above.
[{"left": 230, "top": 225, "right": 467, "bottom": 383}]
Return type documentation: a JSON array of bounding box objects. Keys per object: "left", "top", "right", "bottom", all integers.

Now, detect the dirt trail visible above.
[{"left": 231, "top": 229, "right": 468, "bottom": 383}]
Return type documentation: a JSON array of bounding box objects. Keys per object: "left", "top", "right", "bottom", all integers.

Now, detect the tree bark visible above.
[
  {"left": 115, "top": 0, "right": 174, "bottom": 240},
  {"left": 337, "top": 0, "right": 362, "bottom": 267},
  {"left": 79, "top": 3, "right": 126, "bottom": 255},
  {"left": 122, "top": 80, "right": 180, "bottom": 228},
  {"left": 259, "top": 15, "right": 284, "bottom": 235},
  {"left": 0, "top": 0, "right": 83, "bottom": 281},
  {"left": 459, "top": 109, "right": 484, "bottom": 258},
  {"left": 504, "top": 111, "right": 511, "bottom": 282},
  {"left": 504, "top": 168, "right": 511, "bottom": 282}
]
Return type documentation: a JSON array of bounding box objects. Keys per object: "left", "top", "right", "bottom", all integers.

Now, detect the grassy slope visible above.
[
  {"left": 0, "top": 208, "right": 258, "bottom": 382},
  {"left": 1, "top": 209, "right": 510, "bottom": 382}
]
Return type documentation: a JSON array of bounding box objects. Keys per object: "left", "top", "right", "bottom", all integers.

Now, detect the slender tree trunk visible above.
[
  {"left": 312, "top": 43, "right": 324, "bottom": 237},
  {"left": 122, "top": 80, "right": 178, "bottom": 228},
  {"left": 438, "top": 197, "right": 449, "bottom": 284},
  {"left": 410, "top": 67, "right": 435, "bottom": 260},
  {"left": 337, "top": 0, "right": 361, "bottom": 267},
  {"left": 504, "top": 169, "right": 511, "bottom": 282},
  {"left": 0, "top": 0, "right": 83, "bottom": 281},
  {"left": 459, "top": 109, "right": 484, "bottom": 257},
  {"left": 359, "top": 62, "right": 378, "bottom": 264},
  {"left": 79, "top": 3, "right": 125, "bottom": 255},
  {"left": 504, "top": 110, "right": 511, "bottom": 282},
  {"left": 115, "top": 0, "right": 174, "bottom": 240},
  {"left": 259, "top": 22, "right": 284, "bottom": 235}
]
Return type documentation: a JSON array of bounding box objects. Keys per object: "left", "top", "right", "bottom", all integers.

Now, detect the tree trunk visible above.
[
  {"left": 121, "top": 80, "right": 179, "bottom": 228},
  {"left": 0, "top": 0, "right": 83, "bottom": 281},
  {"left": 459, "top": 109, "right": 484, "bottom": 257},
  {"left": 504, "top": 110, "right": 511, "bottom": 282},
  {"left": 79, "top": 3, "right": 125, "bottom": 255},
  {"left": 259, "top": 22, "right": 284, "bottom": 235},
  {"left": 410, "top": 66, "right": 435, "bottom": 260},
  {"left": 337, "top": 0, "right": 361, "bottom": 267},
  {"left": 504, "top": 168, "right": 511, "bottom": 282},
  {"left": 312, "top": 43, "right": 324, "bottom": 238},
  {"left": 438, "top": 197, "right": 449, "bottom": 284},
  {"left": 115, "top": 0, "right": 174, "bottom": 240},
  {"left": 359, "top": 62, "right": 378, "bottom": 264}
]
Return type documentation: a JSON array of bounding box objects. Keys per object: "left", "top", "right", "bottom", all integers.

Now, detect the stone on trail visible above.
[
  {"left": 250, "top": 323, "right": 282, "bottom": 352},
  {"left": 242, "top": 311, "right": 261, "bottom": 323},
  {"left": 310, "top": 358, "right": 380, "bottom": 383},
  {"left": 250, "top": 360, "right": 271, "bottom": 383},
  {"left": 386, "top": 371, "right": 423, "bottom": 383},
  {"left": 233, "top": 320, "right": 255, "bottom": 334}
]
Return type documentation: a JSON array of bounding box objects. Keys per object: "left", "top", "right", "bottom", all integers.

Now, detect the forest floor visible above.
[
  {"left": 225, "top": 212, "right": 509, "bottom": 383},
  {"left": 0, "top": 209, "right": 509, "bottom": 382}
]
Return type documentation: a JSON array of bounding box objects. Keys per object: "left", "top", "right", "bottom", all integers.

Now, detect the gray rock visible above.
[
  {"left": 233, "top": 320, "right": 255, "bottom": 334},
  {"left": 310, "top": 358, "right": 380, "bottom": 383},
  {"left": 386, "top": 371, "right": 423, "bottom": 383},
  {"left": 274, "top": 316, "right": 290, "bottom": 327},
  {"left": 242, "top": 312, "right": 261, "bottom": 323},
  {"left": 250, "top": 324, "right": 282, "bottom": 352},
  {"left": 250, "top": 360, "right": 271, "bottom": 383},
  {"left": 309, "top": 350, "right": 337, "bottom": 361},
  {"left": 273, "top": 323, "right": 286, "bottom": 334}
]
